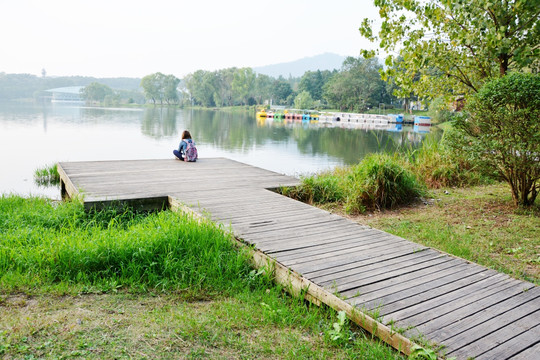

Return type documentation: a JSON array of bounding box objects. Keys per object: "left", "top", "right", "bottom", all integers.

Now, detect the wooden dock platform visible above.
[{"left": 58, "top": 158, "right": 539, "bottom": 359}]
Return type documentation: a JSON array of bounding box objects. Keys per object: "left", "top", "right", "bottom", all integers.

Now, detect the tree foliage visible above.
[
  {"left": 298, "top": 70, "right": 335, "bottom": 101},
  {"left": 323, "top": 57, "right": 390, "bottom": 111},
  {"left": 449, "top": 73, "right": 540, "bottom": 206},
  {"left": 81, "top": 82, "right": 113, "bottom": 103},
  {"left": 184, "top": 68, "right": 274, "bottom": 107},
  {"left": 141, "top": 73, "right": 179, "bottom": 105},
  {"left": 360, "top": 0, "right": 540, "bottom": 99},
  {"left": 272, "top": 79, "right": 294, "bottom": 105},
  {"left": 294, "top": 91, "right": 314, "bottom": 110}
]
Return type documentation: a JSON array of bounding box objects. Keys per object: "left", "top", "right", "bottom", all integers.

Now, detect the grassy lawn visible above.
[
  {"left": 0, "top": 293, "right": 405, "bottom": 359},
  {"left": 328, "top": 183, "right": 539, "bottom": 285},
  {"left": 0, "top": 195, "right": 404, "bottom": 359}
]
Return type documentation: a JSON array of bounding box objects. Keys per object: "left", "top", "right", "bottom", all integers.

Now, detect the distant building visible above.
[{"left": 45, "top": 86, "right": 85, "bottom": 103}]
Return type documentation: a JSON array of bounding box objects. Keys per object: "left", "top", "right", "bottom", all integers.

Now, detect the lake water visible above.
[{"left": 0, "top": 102, "right": 436, "bottom": 199}]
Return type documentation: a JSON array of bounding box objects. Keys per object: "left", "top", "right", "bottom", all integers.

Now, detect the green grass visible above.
[
  {"left": 281, "top": 153, "right": 426, "bottom": 214},
  {"left": 0, "top": 195, "right": 405, "bottom": 359},
  {"left": 33, "top": 163, "right": 60, "bottom": 187},
  {"left": 404, "top": 134, "right": 493, "bottom": 189},
  {"left": 0, "top": 195, "right": 253, "bottom": 295}
]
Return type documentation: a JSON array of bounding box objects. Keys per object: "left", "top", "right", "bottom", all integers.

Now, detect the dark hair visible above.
[{"left": 181, "top": 130, "right": 192, "bottom": 140}]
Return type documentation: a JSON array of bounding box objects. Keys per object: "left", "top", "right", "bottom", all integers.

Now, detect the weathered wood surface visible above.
[{"left": 58, "top": 158, "right": 539, "bottom": 359}]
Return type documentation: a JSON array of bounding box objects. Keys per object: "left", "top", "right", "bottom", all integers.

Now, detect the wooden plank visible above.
[
  {"left": 257, "top": 231, "right": 388, "bottom": 259},
  {"left": 348, "top": 263, "right": 482, "bottom": 306},
  {"left": 238, "top": 221, "right": 365, "bottom": 247},
  {"left": 275, "top": 234, "right": 413, "bottom": 266},
  {"left": 272, "top": 233, "right": 425, "bottom": 263},
  {"left": 497, "top": 340, "right": 540, "bottom": 360},
  {"left": 387, "top": 273, "right": 514, "bottom": 324},
  {"left": 286, "top": 242, "right": 423, "bottom": 273},
  {"left": 316, "top": 252, "right": 447, "bottom": 288},
  {"left": 377, "top": 270, "right": 503, "bottom": 316},
  {"left": 449, "top": 311, "right": 540, "bottom": 359},
  {"left": 294, "top": 245, "right": 427, "bottom": 277},
  {"left": 428, "top": 286, "right": 540, "bottom": 344},
  {"left": 328, "top": 256, "right": 454, "bottom": 293},
  {"left": 253, "top": 224, "right": 374, "bottom": 250},
  {"left": 234, "top": 214, "right": 346, "bottom": 236},
  {"left": 339, "top": 258, "right": 465, "bottom": 299},
  {"left": 416, "top": 279, "right": 523, "bottom": 340}
]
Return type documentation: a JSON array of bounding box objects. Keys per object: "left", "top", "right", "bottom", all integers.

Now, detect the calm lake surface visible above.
[{"left": 0, "top": 102, "right": 436, "bottom": 199}]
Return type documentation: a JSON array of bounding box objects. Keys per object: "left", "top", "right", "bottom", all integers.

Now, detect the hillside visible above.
[{"left": 253, "top": 53, "right": 346, "bottom": 78}]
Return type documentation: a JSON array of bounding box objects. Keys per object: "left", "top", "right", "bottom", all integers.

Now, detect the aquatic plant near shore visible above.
[{"left": 33, "top": 163, "right": 60, "bottom": 187}]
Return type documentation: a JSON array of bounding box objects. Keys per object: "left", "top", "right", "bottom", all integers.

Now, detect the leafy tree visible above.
[
  {"left": 449, "top": 73, "right": 540, "bottom": 206},
  {"left": 298, "top": 70, "right": 335, "bottom": 101},
  {"left": 141, "top": 73, "right": 165, "bottom": 105},
  {"left": 184, "top": 70, "right": 217, "bottom": 107},
  {"left": 163, "top": 74, "right": 180, "bottom": 105},
  {"left": 294, "top": 91, "right": 314, "bottom": 110},
  {"left": 254, "top": 74, "right": 273, "bottom": 105},
  {"left": 231, "top": 68, "right": 255, "bottom": 105},
  {"left": 272, "top": 79, "right": 293, "bottom": 105},
  {"left": 323, "top": 57, "right": 388, "bottom": 111},
  {"left": 214, "top": 68, "right": 236, "bottom": 107},
  {"left": 360, "top": 0, "right": 540, "bottom": 99},
  {"left": 81, "top": 82, "right": 113, "bottom": 103}
]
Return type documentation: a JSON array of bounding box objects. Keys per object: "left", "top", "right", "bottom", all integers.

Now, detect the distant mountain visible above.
[{"left": 253, "top": 53, "right": 346, "bottom": 78}]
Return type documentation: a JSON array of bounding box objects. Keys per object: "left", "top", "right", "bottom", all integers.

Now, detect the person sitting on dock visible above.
[{"left": 173, "top": 130, "right": 198, "bottom": 162}]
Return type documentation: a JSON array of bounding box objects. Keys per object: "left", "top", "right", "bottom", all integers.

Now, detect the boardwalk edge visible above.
[{"left": 170, "top": 196, "right": 415, "bottom": 356}]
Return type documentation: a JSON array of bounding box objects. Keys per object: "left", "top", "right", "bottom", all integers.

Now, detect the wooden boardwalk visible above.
[{"left": 58, "top": 158, "right": 539, "bottom": 359}]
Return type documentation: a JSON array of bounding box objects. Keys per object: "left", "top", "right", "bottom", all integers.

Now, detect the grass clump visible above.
[
  {"left": 345, "top": 153, "right": 426, "bottom": 213},
  {"left": 0, "top": 195, "right": 253, "bottom": 295},
  {"left": 405, "top": 134, "right": 493, "bottom": 189},
  {"left": 33, "top": 163, "right": 60, "bottom": 187},
  {"left": 281, "top": 153, "right": 426, "bottom": 214}
]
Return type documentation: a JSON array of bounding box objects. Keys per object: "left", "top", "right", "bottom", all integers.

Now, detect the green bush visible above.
[
  {"left": 345, "top": 154, "right": 426, "bottom": 213},
  {"left": 449, "top": 72, "right": 540, "bottom": 206}
]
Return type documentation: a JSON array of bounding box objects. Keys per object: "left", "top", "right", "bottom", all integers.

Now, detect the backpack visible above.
[{"left": 184, "top": 140, "right": 198, "bottom": 162}]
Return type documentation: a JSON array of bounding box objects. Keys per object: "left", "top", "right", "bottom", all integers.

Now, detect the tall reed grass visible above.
[
  {"left": 0, "top": 195, "right": 256, "bottom": 294},
  {"left": 281, "top": 133, "right": 494, "bottom": 213},
  {"left": 404, "top": 134, "right": 492, "bottom": 189},
  {"left": 281, "top": 153, "right": 426, "bottom": 214}
]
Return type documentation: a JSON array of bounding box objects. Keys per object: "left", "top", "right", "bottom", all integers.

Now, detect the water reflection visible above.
[
  {"left": 142, "top": 107, "right": 178, "bottom": 138},
  {"left": 0, "top": 103, "right": 439, "bottom": 197}
]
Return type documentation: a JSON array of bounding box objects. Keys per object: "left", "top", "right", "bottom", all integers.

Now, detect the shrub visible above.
[
  {"left": 450, "top": 73, "right": 540, "bottom": 206},
  {"left": 345, "top": 153, "right": 426, "bottom": 213}
]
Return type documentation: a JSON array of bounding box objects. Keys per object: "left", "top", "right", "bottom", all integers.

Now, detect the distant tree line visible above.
[
  {"left": 2, "top": 56, "right": 401, "bottom": 111},
  {"left": 0, "top": 73, "right": 143, "bottom": 102},
  {"left": 173, "top": 57, "right": 398, "bottom": 111}
]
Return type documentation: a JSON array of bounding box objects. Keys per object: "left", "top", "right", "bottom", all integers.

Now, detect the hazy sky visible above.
[{"left": 1, "top": 0, "right": 380, "bottom": 78}]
